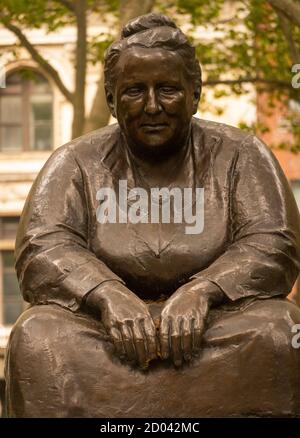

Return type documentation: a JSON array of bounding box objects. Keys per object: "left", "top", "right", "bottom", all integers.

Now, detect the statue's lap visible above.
[{"left": 5, "top": 298, "right": 300, "bottom": 417}]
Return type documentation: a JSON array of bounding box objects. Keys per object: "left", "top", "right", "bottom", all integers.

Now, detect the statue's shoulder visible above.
[
  {"left": 192, "top": 117, "right": 255, "bottom": 152},
  {"left": 64, "top": 123, "right": 121, "bottom": 160},
  {"left": 191, "top": 117, "right": 281, "bottom": 175}
]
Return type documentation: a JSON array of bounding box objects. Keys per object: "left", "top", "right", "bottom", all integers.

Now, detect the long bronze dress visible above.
[{"left": 5, "top": 117, "right": 300, "bottom": 417}]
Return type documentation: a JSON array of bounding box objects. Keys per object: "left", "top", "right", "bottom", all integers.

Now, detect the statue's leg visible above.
[
  {"left": 140, "top": 297, "right": 300, "bottom": 418},
  {"left": 169, "top": 297, "right": 300, "bottom": 417},
  {"left": 5, "top": 298, "right": 300, "bottom": 417},
  {"left": 4, "top": 304, "right": 163, "bottom": 418}
]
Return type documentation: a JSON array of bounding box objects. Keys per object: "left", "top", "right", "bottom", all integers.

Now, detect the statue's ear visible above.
[
  {"left": 105, "top": 89, "right": 116, "bottom": 118},
  {"left": 192, "top": 86, "right": 201, "bottom": 114}
]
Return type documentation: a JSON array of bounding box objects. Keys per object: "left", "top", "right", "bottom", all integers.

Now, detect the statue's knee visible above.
[
  {"left": 251, "top": 299, "right": 300, "bottom": 355},
  {"left": 7, "top": 305, "right": 68, "bottom": 357}
]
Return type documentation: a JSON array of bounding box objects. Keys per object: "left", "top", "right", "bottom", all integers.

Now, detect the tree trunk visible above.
[
  {"left": 84, "top": 0, "right": 155, "bottom": 133},
  {"left": 276, "top": 8, "right": 300, "bottom": 65},
  {"left": 268, "top": 0, "right": 300, "bottom": 27},
  {"left": 72, "top": 0, "right": 87, "bottom": 139},
  {"left": 119, "top": 0, "right": 155, "bottom": 28},
  {"left": 83, "top": 70, "right": 111, "bottom": 134}
]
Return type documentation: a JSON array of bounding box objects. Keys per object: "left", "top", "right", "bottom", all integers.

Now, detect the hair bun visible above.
[{"left": 121, "top": 13, "right": 177, "bottom": 39}]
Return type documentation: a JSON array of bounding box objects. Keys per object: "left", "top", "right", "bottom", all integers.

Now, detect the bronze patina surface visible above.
[{"left": 5, "top": 13, "right": 300, "bottom": 417}]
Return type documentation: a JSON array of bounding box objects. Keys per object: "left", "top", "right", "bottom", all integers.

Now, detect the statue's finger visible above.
[
  {"left": 170, "top": 332, "right": 183, "bottom": 368},
  {"left": 143, "top": 318, "right": 158, "bottom": 361},
  {"left": 192, "top": 316, "right": 205, "bottom": 355},
  {"left": 181, "top": 318, "right": 192, "bottom": 362},
  {"left": 169, "top": 318, "right": 183, "bottom": 367},
  {"left": 159, "top": 317, "right": 170, "bottom": 360},
  {"left": 120, "top": 323, "right": 136, "bottom": 363},
  {"left": 109, "top": 326, "right": 126, "bottom": 359},
  {"left": 132, "top": 323, "right": 148, "bottom": 369}
]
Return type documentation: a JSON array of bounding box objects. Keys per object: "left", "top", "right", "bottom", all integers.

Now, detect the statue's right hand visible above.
[{"left": 86, "top": 281, "right": 158, "bottom": 369}]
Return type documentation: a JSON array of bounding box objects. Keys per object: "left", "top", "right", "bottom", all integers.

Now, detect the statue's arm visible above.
[
  {"left": 14, "top": 144, "right": 125, "bottom": 313},
  {"left": 159, "top": 134, "right": 300, "bottom": 365},
  {"left": 190, "top": 135, "right": 300, "bottom": 301}
]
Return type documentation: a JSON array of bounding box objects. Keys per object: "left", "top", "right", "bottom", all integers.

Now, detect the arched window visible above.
[
  {"left": 0, "top": 69, "right": 53, "bottom": 152},
  {"left": 0, "top": 216, "right": 25, "bottom": 326}
]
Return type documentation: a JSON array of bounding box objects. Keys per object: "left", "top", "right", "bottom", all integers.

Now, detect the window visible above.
[
  {"left": 0, "top": 69, "right": 53, "bottom": 152},
  {"left": 0, "top": 217, "right": 26, "bottom": 326},
  {"left": 291, "top": 181, "right": 300, "bottom": 305},
  {"left": 291, "top": 180, "right": 300, "bottom": 212},
  {"left": 1, "top": 251, "right": 23, "bottom": 325},
  {"left": 0, "top": 216, "right": 20, "bottom": 241}
]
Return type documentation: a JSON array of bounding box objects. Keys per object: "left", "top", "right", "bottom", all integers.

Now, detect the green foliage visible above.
[
  {"left": 1, "top": 0, "right": 76, "bottom": 30},
  {"left": 0, "top": 1, "right": 117, "bottom": 33},
  {"left": 2, "top": 0, "right": 300, "bottom": 150},
  {"left": 176, "top": 0, "right": 224, "bottom": 24},
  {"left": 89, "top": 34, "right": 115, "bottom": 63},
  {"left": 168, "top": 0, "right": 296, "bottom": 87},
  {"left": 160, "top": 0, "right": 300, "bottom": 151}
]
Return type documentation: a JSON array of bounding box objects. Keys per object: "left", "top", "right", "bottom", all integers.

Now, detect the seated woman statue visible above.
[{"left": 5, "top": 13, "right": 300, "bottom": 418}]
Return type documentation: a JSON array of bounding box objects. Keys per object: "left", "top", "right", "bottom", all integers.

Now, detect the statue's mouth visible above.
[{"left": 141, "top": 123, "right": 168, "bottom": 130}]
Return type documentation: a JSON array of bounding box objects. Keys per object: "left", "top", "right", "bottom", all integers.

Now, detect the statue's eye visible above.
[
  {"left": 160, "top": 86, "right": 177, "bottom": 94},
  {"left": 125, "top": 87, "right": 143, "bottom": 97}
]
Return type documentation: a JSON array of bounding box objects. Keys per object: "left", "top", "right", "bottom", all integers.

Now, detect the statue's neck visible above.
[{"left": 123, "top": 127, "right": 191, "bottom": 188}]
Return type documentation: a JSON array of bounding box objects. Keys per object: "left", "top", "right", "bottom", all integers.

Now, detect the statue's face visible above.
[{"left": 111, "top": 46, "right": 197, "bottom": 157}]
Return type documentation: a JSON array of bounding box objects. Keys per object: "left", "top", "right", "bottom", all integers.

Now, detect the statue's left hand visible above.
[{"left": 159, "top": 279, "right": 224, "bottom": 367}]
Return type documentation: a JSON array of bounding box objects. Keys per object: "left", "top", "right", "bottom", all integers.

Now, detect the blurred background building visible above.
[{"left": 0, "top": 0, "right": 300, "bottom": 416}]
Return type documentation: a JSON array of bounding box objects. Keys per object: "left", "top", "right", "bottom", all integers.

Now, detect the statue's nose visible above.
[{"left": 144, "top": 88, "right": 162, "bottom": 114}]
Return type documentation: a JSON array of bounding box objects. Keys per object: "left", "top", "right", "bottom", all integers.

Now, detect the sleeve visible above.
[
  {"left": 191, "top": 135, "right": 300, "bottom": 301},
  {"left": 15, "top": 144, "right": 125, "bottom": 312}
]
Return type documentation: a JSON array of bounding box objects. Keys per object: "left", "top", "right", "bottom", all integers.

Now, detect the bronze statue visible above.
[{"left": 5, "top": 13, "right": 300, "bottom": 417}]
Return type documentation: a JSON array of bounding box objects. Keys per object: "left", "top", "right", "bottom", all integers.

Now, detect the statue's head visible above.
[{"left": 104, "top": 13, "right": 202, "bottom": 159}]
